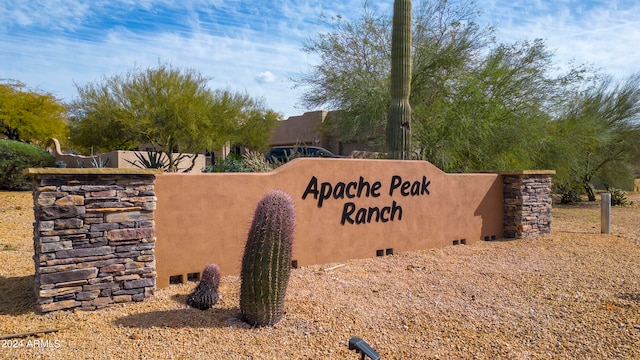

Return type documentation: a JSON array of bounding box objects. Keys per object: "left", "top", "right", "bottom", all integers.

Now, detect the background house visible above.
[
  {"left": 269, "top": 110, "right": 381, "bottom": 156},
  {"left": 269, "top": 111, "right": 335, "bottom": 151}
]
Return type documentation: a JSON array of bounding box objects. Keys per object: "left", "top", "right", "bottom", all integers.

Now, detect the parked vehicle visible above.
[{"left": 266, "top": 146, "right": 342, "bottom": 163}]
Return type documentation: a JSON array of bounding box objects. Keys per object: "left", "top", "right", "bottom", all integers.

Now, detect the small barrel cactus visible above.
[
  {"left": 187, "top": 263, "right": 221, "bottom": 310},
  {"left": 240, "top": 190, "right": 296, "bottom": 327}
]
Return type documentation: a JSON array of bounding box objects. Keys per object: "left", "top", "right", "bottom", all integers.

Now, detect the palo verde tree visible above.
[
  {"left": 541, "top": 73, "right": 640, "bottom": 199},
  {"left": 295, "top": 1, "right": 594, "bottom": 173},
  {"left": 67, "top": 76, "right": 138, "bottom": 152},
  {"left": 209, "top": 89, "right": 280, "bottom": 152},
  {"left": 386, "top": 0, "right": 412, "bottom": 160},
  {"left": 0, "top": 79, "right": 68, "bottom": 144},
  {"left": 413, "top": 39, "right": 592, "bottom": 172},
  {"left": 69, "top": 64, "right": 214, "bottom": 171},
  {"left": 294, "top": 4, "right": 392, "bottom": 148},
  {"left": 69, "top": 64, "right": 279, "bottom": 171},
  {"left": 294, "top": 0, "right": 495, "bottom": 154}
]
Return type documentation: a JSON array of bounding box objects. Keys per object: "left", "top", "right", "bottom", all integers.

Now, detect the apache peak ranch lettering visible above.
[{"left": 301, "top": 175, "right": 431, "bottom": 225}]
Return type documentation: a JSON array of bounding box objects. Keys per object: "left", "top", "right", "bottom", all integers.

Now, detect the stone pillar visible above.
[
  {"left": 500, "top": 170, "right": 555, "bottom": 239},
  {"left": 26, "top": 168, "right": 161, "bottom": 312}
]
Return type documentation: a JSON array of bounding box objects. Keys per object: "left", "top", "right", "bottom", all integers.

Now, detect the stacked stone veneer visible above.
[
  {"left": 28, "top": 169, "right": 160, "bottom": 313},
  {"left": 501, "top": 171, "right": 555, "bottom": 239}
]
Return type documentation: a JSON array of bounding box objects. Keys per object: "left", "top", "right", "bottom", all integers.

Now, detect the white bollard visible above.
[{"left": 601, "top": 193, "right": 611, "bottom": 234}]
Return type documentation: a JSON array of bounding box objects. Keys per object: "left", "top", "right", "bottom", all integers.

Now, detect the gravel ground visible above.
[{"left": 1, "top": 191, "right": 639, "bottom": 359}]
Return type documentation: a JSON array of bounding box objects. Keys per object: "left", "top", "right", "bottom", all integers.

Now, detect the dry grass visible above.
[{"left": 1, "top": 191, "right": 639, "bottom": 359}]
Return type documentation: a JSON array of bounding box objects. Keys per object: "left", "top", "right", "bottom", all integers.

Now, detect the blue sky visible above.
[{"left": 1, "top": 0, "right": 638, "bottom": 118}]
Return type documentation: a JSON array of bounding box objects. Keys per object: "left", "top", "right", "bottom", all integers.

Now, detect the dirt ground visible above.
[{"left": 1, "top": 191, "right": 639, "bottom": 359}]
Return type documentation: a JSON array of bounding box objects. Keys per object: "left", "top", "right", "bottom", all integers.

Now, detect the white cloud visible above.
[
  {"left": 476, "top": 0, "right": 640, "bottom": 78},
  {"left": 255, "top": 71, "right": 277, "bottom": 84},
  {"left": 2, "top": 0, "right": 639, "bottom": 119},
  {"left": 0, "top": 0, "right": 90, "bottom": 31}
]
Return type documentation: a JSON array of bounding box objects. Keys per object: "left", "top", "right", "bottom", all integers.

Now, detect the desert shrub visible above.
[
  {"left": 0, "top": 140, "right": 55, "bottom": 190},
  {"left": 268, "top": 158, "right": 287, "bottom": 170},
  {"left": 349, "top": 150, "right": 387, "bottom": 159},
  {"left": 203, "top": 153, "right": 249, "bottom": 173},
  {"left": 609, "top": 188, "right": 631, "bottom": 206},
  {"left": 204, "top": 153, "right": 273, "bottom": 173},
  {"left": 91, "top": 156, "right": 110, "bottom": 168},
  {"left": 243, "top": 151, "right": 273, "bottom": 172},
  {"left": 126, "top": 150, "right": 168, "bottom": 170},
  {"left": 555, "top": 182, "right": 583, "bottom": 204}
]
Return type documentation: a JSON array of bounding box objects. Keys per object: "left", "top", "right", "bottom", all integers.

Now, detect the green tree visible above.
[
  {"left": 209, "top": 89, "right": 280, "bottom": 152},
  {"left": 414, "top": 39, "right": 590, "bottom": 172},
  {"left": 0, "top": 80, "right": 68, "bottom": 144},
  {"left": 295, "top": 1, "right": 593, "bottom": 173},
  {"left": 295, "top": 4, "right": 391, "bottom": 147},
  {"left": 69, "top": 64, "right": 279, "bottom": 171},
  {"left": 68, "top": 76, "right": 138, "bottom": 152},
  {"left": 542, "top": 74, "right": 640, "bottom": 199},
  {"left": 295, "top": 0, "right": 495, "bottom": 154}
]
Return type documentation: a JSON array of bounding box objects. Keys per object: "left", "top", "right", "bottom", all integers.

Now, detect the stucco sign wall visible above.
[
  {"left": 27, "top": 164, "right": 553, "bottom": 311},
  {"left": 154, "top": 158, "right": 504, "bottom": 288}
]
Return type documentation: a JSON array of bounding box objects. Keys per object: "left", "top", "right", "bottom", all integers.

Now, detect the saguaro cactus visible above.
[
  {"left": 187, "top": 263, "right": 221, "bottom": 310},
  {"left": 386, "top": 0, "right": 412, "bottom": 160},
  {"left": 240, "top": 190, "right": 296, "bottom": 327}
]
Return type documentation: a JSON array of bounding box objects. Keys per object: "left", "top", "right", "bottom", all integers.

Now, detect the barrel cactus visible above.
[
  {"left": 240, "top": 190, "right": 296, "bottom": 327},
  {"left": 187, "top": 263, "right": 221, "bottom": 310}
]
